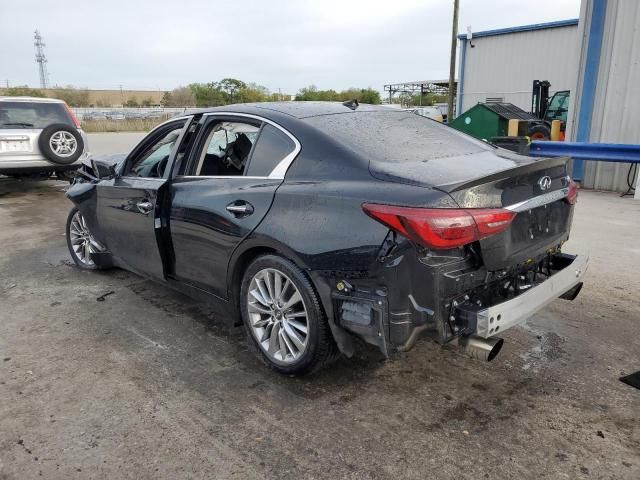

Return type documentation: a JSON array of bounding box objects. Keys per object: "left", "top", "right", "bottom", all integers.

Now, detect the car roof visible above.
[
  {"left": 193, "top": 101, "right": 391, "bottom": 119},
  {"left": 0, "top": 96, "right": 66, "bottom": 104}
]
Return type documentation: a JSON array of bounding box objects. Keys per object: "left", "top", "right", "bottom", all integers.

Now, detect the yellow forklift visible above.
[{"left": 529, "top": 80, "right": 570, "bottom": 140}]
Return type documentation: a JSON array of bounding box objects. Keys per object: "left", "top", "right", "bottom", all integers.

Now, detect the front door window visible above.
[{"left": 125, "top": 124, "right": 184, "bottom": 178}]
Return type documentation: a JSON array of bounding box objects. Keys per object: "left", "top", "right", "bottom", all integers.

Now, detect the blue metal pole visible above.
[
  {"left": 573, "top": 0, "right": 607, "bottom": 181},
  {"left": 530, "top": 141, "right": 640, "bottom": 164}
]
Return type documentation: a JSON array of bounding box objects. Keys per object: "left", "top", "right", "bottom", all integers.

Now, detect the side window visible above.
[
  {"left": 245, "top": 124, "right": 296, "bottom": 177},
  {"left": 546, "top": 93, "right": 569, "bottom": 122},
  {"left": 195, "top": 121, "right": 259, "bottom": 176},
  {"left": 126, "top": 123, "right": 184, "bottom": 178}
]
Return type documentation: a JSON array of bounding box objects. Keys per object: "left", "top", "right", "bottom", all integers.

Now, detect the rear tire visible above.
[{"left": 240, "top": 254, "right": 338, "bottom": 375}]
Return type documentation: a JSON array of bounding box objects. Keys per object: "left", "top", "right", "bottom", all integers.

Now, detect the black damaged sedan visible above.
[{"left": 66, "top": 102, "right": 587, "bottom": 375}]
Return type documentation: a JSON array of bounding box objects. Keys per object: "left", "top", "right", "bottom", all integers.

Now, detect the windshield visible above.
[
  {"left": 0, "top": 101, "right": 72, "bottom": 129},
  {"left": 545, "top": 92, "right": 569, "bottom": 122}
]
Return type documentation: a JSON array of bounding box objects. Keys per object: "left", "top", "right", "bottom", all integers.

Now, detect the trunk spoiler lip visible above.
[
  {"left": 434, "top": 156, "right": 570, "bottom": 193},
  {"left": 503, "top": 187, "right": 570, "bottom": 212}
]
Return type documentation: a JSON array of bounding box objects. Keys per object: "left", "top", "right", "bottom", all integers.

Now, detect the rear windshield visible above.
[
  {"left": 304, "top": 110, "right": 489, "bottom": 163},
  {"left": 0, "top": 101, "right": 72, "bottom": 129}
]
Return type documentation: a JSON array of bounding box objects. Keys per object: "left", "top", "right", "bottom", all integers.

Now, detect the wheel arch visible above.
[{"left": 227, "top": 239, "right": 355, "bottom": 357}]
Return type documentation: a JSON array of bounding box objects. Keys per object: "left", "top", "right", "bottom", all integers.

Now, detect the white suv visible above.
[{"left": 0, "top": 96, "right": 90, "bottom": 180}]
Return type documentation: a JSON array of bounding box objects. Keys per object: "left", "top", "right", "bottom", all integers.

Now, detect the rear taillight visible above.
[
  {"left": 65, "top": 103, "right": 81, "bottom": 128},
  {"left": 565, "top": 180, "right": 578, "bottom": 205},
  {"left": 362, "top": 204, "right": 516, "bottom": 250}
]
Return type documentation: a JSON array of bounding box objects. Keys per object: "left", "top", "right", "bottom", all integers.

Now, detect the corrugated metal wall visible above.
[
  {"left": 458, "top": 25, "right": 579, "bottom": 112},
  {"left": 575, "top": 0, "right": 640, "bottom": 191}
]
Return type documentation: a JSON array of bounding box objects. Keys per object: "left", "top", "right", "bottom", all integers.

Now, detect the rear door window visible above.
[
  {"left": 194, "top": 121, "right": 260, "bottom": 176},
  {"left": 0, "top": 101, "right": 72, "bottom": 129},
  {"left": 245, "top": 124, "right": 296, "bottom": 176}
]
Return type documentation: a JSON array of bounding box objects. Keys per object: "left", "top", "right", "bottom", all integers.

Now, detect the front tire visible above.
[
  {"left": 240, "top": 254, "right": 338, "bottom": 375},
  {"left": 65, "top": 207, "right": 100, "bottom": 270}
]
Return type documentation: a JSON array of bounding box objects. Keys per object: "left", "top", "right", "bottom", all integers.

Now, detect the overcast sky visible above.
[{"left": 1, "top": 0, "right": 581, "bottom": 94}]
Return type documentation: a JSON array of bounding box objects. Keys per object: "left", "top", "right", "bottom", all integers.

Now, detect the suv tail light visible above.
[
  {"left": 362, "top": 204, "right": 516, "bottom": 250},
  {"left": 64, "top": 103, "right": 81, "bottom": 128},
  {"left": 565, "top": 180, "right": 578, "bottom": 205}
]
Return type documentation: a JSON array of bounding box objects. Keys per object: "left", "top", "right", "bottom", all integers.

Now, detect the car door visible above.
[
  {"left": 167, "top": 113, "right": 300, "bottom": 299},
  {"left": 95, "top": 118, "right": 191, "bottom": 279}
]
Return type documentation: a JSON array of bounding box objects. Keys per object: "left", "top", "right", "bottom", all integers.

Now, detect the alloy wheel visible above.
[
  {"left": 247, "top": 268, "right": 309, "bottom": 363},
  {"left": 49, "top": 131, "right": 78, "bottom": 157},
  {"left": 69, "top": 211, "right": 96, "bottom": 266}
]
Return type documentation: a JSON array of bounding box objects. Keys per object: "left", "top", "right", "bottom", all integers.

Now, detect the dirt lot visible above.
[{"left": 1, "top": 141, "right": 639, "bottom": 478}]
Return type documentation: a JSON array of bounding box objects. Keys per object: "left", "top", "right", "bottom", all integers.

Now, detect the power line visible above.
[{"left": 34, "top": 29, "right": 50, "bottom": 89}]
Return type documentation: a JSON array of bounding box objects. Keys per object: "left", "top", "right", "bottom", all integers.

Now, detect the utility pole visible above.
[
  {"left": 447, "top": 0, "right": 459, "bottom": 121},
  {"left": 34, "top": 30, "right": 50, "bottom": 89}
]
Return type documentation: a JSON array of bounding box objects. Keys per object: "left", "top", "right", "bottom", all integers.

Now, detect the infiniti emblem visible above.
[{"left": 538, "top": 175, "right": 552, "bottom": 191}]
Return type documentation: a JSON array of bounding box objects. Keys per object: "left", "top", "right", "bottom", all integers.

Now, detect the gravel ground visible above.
[{"left": 0, "top": 139, "right": 639, "bottom": 479}]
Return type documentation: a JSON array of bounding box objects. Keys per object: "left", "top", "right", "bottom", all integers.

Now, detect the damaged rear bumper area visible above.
[
  {"left": 455, "top": 253, "right": 588, "bottom": 339},
  {"left": 331, "top": 252, "right": 588, "bottom": 360}
]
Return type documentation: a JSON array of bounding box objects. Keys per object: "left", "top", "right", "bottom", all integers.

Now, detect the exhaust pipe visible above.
[{"left": 459, "top": 335, "right": 504, "bottom": 362}]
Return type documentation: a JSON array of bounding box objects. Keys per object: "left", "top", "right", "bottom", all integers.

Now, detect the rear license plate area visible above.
[
  {"left": 0, "top": 137, "right": 30, "bottom": 153},
  {"left": 528, "top": 204, "right": 552, "bottom": 239},
  {"left": 520, "top": 202, "right": 566, "bottom": 243}
]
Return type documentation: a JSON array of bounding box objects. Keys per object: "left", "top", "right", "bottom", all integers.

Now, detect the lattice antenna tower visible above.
[{"left": 34, "top": 29, "right": 50, "bottom": 89}]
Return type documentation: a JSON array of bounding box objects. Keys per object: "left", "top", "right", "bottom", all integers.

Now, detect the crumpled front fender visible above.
[
  {"left": 66, "top": 181, "right": 96, "bottom": 206},
  {"left": 65, "top": 180, "right": 104, "bottom": 243}
]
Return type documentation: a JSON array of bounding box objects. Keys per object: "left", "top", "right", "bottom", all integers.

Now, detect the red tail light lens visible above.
[
  {"left": 362, "top": 204, "right": 516, "bottom": 250},
  {"left": 65, "top": 103, "right": 81, "bottom": 128},
  {"left": 565, "top": 180, "right": 578, "bottom": 205}
]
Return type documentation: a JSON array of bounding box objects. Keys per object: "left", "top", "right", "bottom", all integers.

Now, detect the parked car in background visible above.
[
  {"left": 82, "top": 111, "right": 108, "bottom": 121},
  {"left": 0, "top": 96, "right": 89, "bottom": 180},
  {"left": 433, "top": 102, "right": 450, "bottom": 122},
  {"left": 124, "top": 111, "right": 145, "bottom": 120},
  {"left": 408, "top": 106, "right": 444, "bottom": 122},
  {"left": 105, "top": 111, "right": 126, "bottom": 121},
  {"left": 143, "top": 110, "right": 169, "bottom": 120},
  {"left": 65, "top": 102, "right": 586, "bottom": 375}
]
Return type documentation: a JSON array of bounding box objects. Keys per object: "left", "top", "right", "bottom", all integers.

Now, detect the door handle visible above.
[
  {"left": 226, "top": 201, "right": 254, "bottom": 217},
  {"left": 136, "top": 201, "right": 153, "bottom": 215}
]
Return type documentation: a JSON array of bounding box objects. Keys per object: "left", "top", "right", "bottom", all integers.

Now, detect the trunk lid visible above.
[
  {"left": 370, "top": 150, "right": 574, "bottom": 271},
  {"left": 442, "top": 155, "right": 574, "bottom": 270}
]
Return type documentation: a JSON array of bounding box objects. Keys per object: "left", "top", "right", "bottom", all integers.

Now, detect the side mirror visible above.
[{"left": 92, "top": 159, "right": 118, "bottom": 180}]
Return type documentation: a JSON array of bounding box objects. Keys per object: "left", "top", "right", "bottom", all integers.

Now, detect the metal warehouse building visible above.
[
  {"left": 456, "top": 0, "right": 640, "bottom": 193},
  {"left": 456, "top": 20, "right": 579, "bottom": 113}
]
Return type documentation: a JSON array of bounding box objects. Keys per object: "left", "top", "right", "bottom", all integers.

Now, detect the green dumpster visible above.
[{"left": 449, "top": 102, "right": 538, "bottom": 141}]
